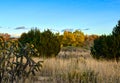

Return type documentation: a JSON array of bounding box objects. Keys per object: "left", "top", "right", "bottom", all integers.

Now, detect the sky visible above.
[{"left": 0, "top": 0, "right": 120, "bottom": 37}]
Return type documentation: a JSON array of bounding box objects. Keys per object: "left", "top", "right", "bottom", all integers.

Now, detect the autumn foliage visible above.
[
  {"left": 61, "top": 30, "right": 85, "bottom": 47},
  {"left": 0, "top": 33, "right": 10, "bottom": 41}
]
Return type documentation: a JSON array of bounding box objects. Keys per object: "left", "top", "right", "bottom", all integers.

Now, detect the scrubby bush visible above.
[
  {"left": 91, "top": 20, "right": 120, "bottom": 62},
  {"left": 19, "top": 28, "right": 61, "bottom": 57},
  {"left": 0, "top": 37, "right": 43, "bottom": 83}
]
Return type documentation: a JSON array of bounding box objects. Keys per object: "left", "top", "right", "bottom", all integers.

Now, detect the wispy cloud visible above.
[
  {"left": 76, "top": 28, "right": 90, "bottom": 31},
  {"left": 61, "top": 29, "right": 73, "bottom": 32},
  {"left": 83, "top": 28, "right": 90, "bottom": 30},
  {"left": 61, "top": 28, "right": 90, "bottom": 32},
  {"left": 14, "top": 26, "right": 27, "bottom": 30}
]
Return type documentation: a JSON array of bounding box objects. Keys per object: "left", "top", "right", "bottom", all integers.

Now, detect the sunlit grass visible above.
[{"left": 31, "top": 56, "right": 120, "bottom": 83}]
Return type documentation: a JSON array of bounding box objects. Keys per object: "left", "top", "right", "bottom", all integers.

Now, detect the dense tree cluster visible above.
[
  {"left": 18, "top": 28, "right": 98, "bottom": 57},
  {"left": 91, "top": 20, "right": 120, "bottom": 62},
  {"left": 0, "top": 27, "right": 98, "bottom": 57},
  {"left": 19, "top": 28, "right": 61, "bottom": 57}
]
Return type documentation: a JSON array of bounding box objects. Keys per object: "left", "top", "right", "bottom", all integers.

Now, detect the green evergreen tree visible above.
[
  {"left": 41, "top": 29, "right": 60, "bottom": 57},
  {"left": 19, "top": 28, "right": 61, "bottom": 57},
  {"left": 112, "top": 20, "right": 120, "bottom": 62},
  {"left": 91, "top": 20, "right": 120, "bottom": 62},
  {"left": 91, "top": 35, "right": 108, "bottom": 59}
]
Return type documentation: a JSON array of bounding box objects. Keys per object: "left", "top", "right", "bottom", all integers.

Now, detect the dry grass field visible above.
[{"left": 26, "top": 48, "right": 120, "bottom": 83}]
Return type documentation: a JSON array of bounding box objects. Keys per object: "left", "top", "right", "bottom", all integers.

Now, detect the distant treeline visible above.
[
  {"left": 0, "top": 28, "right": 98, "bottom": 57},
  {"left": 18, "top": 29, "right": 98, "bottom": 57}
]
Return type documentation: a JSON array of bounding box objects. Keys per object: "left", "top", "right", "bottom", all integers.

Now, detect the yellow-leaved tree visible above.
[
  {"left": 73, "top": 30, "right": 85, "bottom": 46},
  {"left": 62, "top": 31, "right": 75, "bottom": 46},
  {"left": 61, "top": 30, "right": 85, "bottom": 47}
]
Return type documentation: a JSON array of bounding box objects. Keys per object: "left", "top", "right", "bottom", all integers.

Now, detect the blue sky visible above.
[{"left": 0, "top": 0, "right": 120, "bottom": 37}]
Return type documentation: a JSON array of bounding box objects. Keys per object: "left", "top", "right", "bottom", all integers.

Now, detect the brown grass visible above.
[{"left": 26, "top": 50, "right": 120, "bottom": 83}]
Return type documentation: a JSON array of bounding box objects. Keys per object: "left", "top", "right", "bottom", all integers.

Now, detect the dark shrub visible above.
[
  {"left": 19, "top": 28, "right": 61, "bottom": 57},
  {"left": 91, "top": 20, "right": 120, "bottom": 62}
]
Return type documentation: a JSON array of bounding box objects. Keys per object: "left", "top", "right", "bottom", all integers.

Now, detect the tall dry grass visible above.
[
  {"left": 29, "top": 57, "right": 120, "bottom": 83},
  {"left": 26, "top": 49, "right": 120, "bottom": 83}
]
